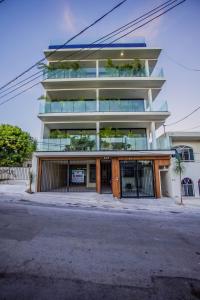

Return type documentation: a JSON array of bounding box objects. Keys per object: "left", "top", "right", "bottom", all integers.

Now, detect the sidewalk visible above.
[{"left": 0, "top": 183, "right": 200, "bottom": 214}]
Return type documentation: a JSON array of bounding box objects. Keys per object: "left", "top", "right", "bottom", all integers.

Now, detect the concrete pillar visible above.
[
  {"left": 96, "top": 60, "right": 99, "bottom": 77},
  {"left": 146, "top": 127, "right": 150, "bottom": 150},
  {"left": 43, "top": 125, "right": 50, "bottom": 139},
  {"left": 96, "top": 88, "right": 99, "bottom": 112},
  {"left": 148, "top": 88, "right": 153, "bottom": 111},
  {"left": 96, "top": 121, "right": 100, "bottom": 150},
  {"left": 145, "top": 59, "right": 150, "bottom": 77},
  {"left": 151, "top": 121, "right": 157, "bottom": 150}
]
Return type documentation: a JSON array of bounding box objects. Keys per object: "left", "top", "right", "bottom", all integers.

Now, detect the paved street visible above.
[{"left": 0, "top": 200, "right": 200, "bottom": 300}]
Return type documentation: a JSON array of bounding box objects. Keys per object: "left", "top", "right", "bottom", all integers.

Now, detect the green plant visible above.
[
  {"left": 49, "top": 130, "right": 70, "bottom": 139},
  {"left": 106, "top": 58, "right": 115, "bottom": 69},
  {"left": 27, "top": 168, "right": 34, "bottom": 194},
  {"left": 174, "top": 154, "right": 185, "bottom": 205},
  {"left": 112, "top": 142, "right": 126, "bottom": 150},
  {"left": 70, "top": 135, "right": 95, "bottom": 151},
  {"left": 100, "top": 127, "right": 122, "bottom": 138},
  {"left": 132, "top": 59, "right": 144, "bottom": 75},
  {"left": 70, "top": 62, "right": 80, "bottom": 71},
  {"left": 0, "top": 124, "right": 36, "bottom": 167}
]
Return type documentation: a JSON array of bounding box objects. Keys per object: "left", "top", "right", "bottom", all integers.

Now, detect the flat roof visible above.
[
  {"left": 167, "top": 131, "right": 200, "bottom": 142},
  {"left": 48, "top": 43, "right": 147, "bottom": 50}
]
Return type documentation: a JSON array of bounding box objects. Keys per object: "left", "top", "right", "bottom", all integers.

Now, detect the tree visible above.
[
  {"left": 0, "top": 124, "right": 36, "bottom": 167},
  {"left": 174, "top": 153, "right": 185, "bottom": 205}
]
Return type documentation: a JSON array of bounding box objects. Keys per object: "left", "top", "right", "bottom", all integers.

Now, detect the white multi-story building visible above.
[
  {"left": 32, "top": 42, "right": 173, "bottom": 198},
  {"left": 158, "top": 131, "right": 200, "bottom": 199}
]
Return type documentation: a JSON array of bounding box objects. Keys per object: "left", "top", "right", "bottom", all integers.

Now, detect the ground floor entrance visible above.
[
  {"left": 40, "top": 160, "right": 96, "bottom": 192},
  {"left": 120, "top": 161, "right": 154, "bottom": 198},
  {"left": 101, "top": 160, "right": 112, "bottom": 194},
  {"left": 37, "top": 155, "right": 171, "bottom": 198}
]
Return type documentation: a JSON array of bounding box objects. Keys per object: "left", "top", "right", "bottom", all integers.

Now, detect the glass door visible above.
[
  {"left": 120, "top": 161, "right": 138, "bottom": 197},
  {"left": 120, "top": 160, "right": 154, "bottom": 198}
]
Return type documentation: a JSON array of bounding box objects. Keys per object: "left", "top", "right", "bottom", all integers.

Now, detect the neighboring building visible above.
[
  {"left": 158, "top": 132, "right": 200, "bottom": 199},
  {"left": 32, "top": 42, "right": 173, "bottom": 198}
]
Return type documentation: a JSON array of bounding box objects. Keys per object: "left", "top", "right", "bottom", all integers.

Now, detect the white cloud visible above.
[{"left": 62, "top": 3, "right": 76, "bottom": 34}]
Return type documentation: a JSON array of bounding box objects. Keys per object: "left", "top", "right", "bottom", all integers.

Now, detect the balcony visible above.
[
  {"left": 100, "top": 137, "right": 148, "bottom": 151},
  {"left": 36, "top": 136, "right": 148, "bottom": 152},
  {"left": 39, "top": 99, "right": 168, "bottom": 114},
  {"left": 44, "top": 67, "right": 164, "bottom": 80}
]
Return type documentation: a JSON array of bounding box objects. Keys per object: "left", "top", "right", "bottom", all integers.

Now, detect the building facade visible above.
[
  {"left": 32, "top": 42, "right": 172, "bottom": 198},
  {"left": 158, "top": 132, "right": 200, "bottom": 199}
]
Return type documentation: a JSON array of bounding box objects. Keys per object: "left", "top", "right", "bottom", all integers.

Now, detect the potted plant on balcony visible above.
[
  {"left": 70, "top": 134, "right": 95, "bottom": 151},
  {"left": 105, "top": 59, "right": 117, "bottom": 77},
  {"left": 132, "top": 59, "right": 144, "bottom": 76},
  {"left": 100, "top": 127, "right": 123, "bottom": 150}
]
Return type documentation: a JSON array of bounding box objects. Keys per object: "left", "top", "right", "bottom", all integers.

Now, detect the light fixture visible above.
[{"left": 120, "top": 51, "right": 124, "bottom": 57}]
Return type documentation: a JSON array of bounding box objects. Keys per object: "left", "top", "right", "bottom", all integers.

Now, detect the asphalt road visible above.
[{"left": 0, "top": 201, "right": 200, "bottom": 300}]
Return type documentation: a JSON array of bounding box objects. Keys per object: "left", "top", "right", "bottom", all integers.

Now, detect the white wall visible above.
[{"left": 168, "top": 141, "right": 200, "bottom": 199}]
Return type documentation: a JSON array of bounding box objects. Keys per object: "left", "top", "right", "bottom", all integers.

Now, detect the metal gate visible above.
[
  {"left": 40, "top": 160, "right": 96, "bottom": 192},
  {"left": 0, "top": 167, "right": 30, "bottom": 184}
]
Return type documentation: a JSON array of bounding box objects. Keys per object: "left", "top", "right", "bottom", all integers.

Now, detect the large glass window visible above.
[{"left": 120, "top": 160, "right": 154, "bottom": 198}]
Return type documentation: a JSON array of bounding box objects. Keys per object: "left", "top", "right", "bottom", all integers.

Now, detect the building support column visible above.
[
  {"left": 96, "top": 158, "right": 101, "bottom": 193},
  {"left": 145, "top": 59, "right": 150, "bottom": 77},
  {"left": 154, "top": 160, "right": 161, "bottom": 198},
  {"left": 148, "top": 88, "right": 153, "bottom": 111},
  {"left": 67, "top": 160, "right": 70, "bottom": 192},
  {"left": 112, "top": 158, "right": 120, "bottom": 199},
  {"left": 37, "top": 158, "right": 42, "bottom": 192},
  {"left": 146, "top": 127, "right": 150, "bottom": 150},
  {"left": 151, "top": 121, "right": 157, "bottom": 150},
  {"left": 96, "top": 60, "right": 99, "bottom": 77},
  {"left": 96, "top": 88, "right": 99, "bottom": 112},
  {"left": 96, "top": 121, "right": 100, "bottom": 150}
]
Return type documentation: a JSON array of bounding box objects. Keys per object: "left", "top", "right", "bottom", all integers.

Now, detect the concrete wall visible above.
[{"left": 167, "top": 141, "right": 200, "bottom": 199}]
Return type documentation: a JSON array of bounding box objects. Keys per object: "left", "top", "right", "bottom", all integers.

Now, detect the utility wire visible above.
[
  {"left": 0, "top": 0, "right": 128, "bottom": 92},
  {"left": 0, "top": 0, "right": 183, "bottom": 99},
  {"left": 0, "top": 0, "right": 186, "bottom": 107},
  {"left": 165, "top": 105, "right": 200, "bottom": 126},
  {"left": 164, "top": 52, "right": 200, "bottom": 71},
  {"left": 0, "top": 0, "right": 177, "bottom": 97}
]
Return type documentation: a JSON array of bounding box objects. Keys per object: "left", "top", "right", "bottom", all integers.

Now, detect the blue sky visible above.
[{"left": 0, "top": 0, "right": 199, "bottom": 137}]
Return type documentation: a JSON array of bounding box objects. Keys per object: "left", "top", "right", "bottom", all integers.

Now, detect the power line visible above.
[
  {"left": 0, "top": 0, "right": 184, "bottom": 100},
  {"left": 165, "top": 105, "right": 200, "bottom": 126},
  {"left": 182, "top": 124, "right": 200, "bottom": 131},
  {"left": 0, "top": 0, "right": 186, "bottom": 107},
  {"left": 163, "top": 52, "right": 200, "bottom": 72},
  {"left": 0, "top": 0, "right": 177, "bottom": 98},
  {"left": 0, "top": 0, "right": 128, "bottom": 92}
]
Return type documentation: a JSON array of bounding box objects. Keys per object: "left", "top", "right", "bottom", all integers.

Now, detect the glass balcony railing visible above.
[
  {"left": 45, "top": 68, "right": 96, "bottom": 79},
  {"left": 100, "top": 137, "right": 148, "bottom": 151},
  {"left": 39, "top": 99, "right": 168, "bottom": 114},
  {"left": 99, "top": 99, "right": 145, "bottom": 112},
  {"left": 44, "top": 67, "right": 164, "bottom": 80},
  {"left": 37, "top": 135, "right": 97, "bottom": 152},
  {"left": 99, "top": 67, "right": 147, "bottom": 77},
  {"left": 36, "top": 136, "right": 148, "bottom": 152},
  {"left": 39, "top": 100, "right": 96, "bottom": 113}
]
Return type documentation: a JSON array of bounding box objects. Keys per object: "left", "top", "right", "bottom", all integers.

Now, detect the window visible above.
[
  {"left": 181, "top": 177, "right": 194, "bottom": 197},
  {"left": 173, "top": 145, "right": 194, "bottom": 161}
]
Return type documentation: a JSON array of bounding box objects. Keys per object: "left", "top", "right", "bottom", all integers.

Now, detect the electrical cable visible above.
[
  {"left": 0, "top": 0, "right": 186, "bottom": 107},
  {"left": 0, "top": 0, "right": 128, "bottom": 92},
  {"left": 0, "top": 0, "right": 178, "bottom": 98}
]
